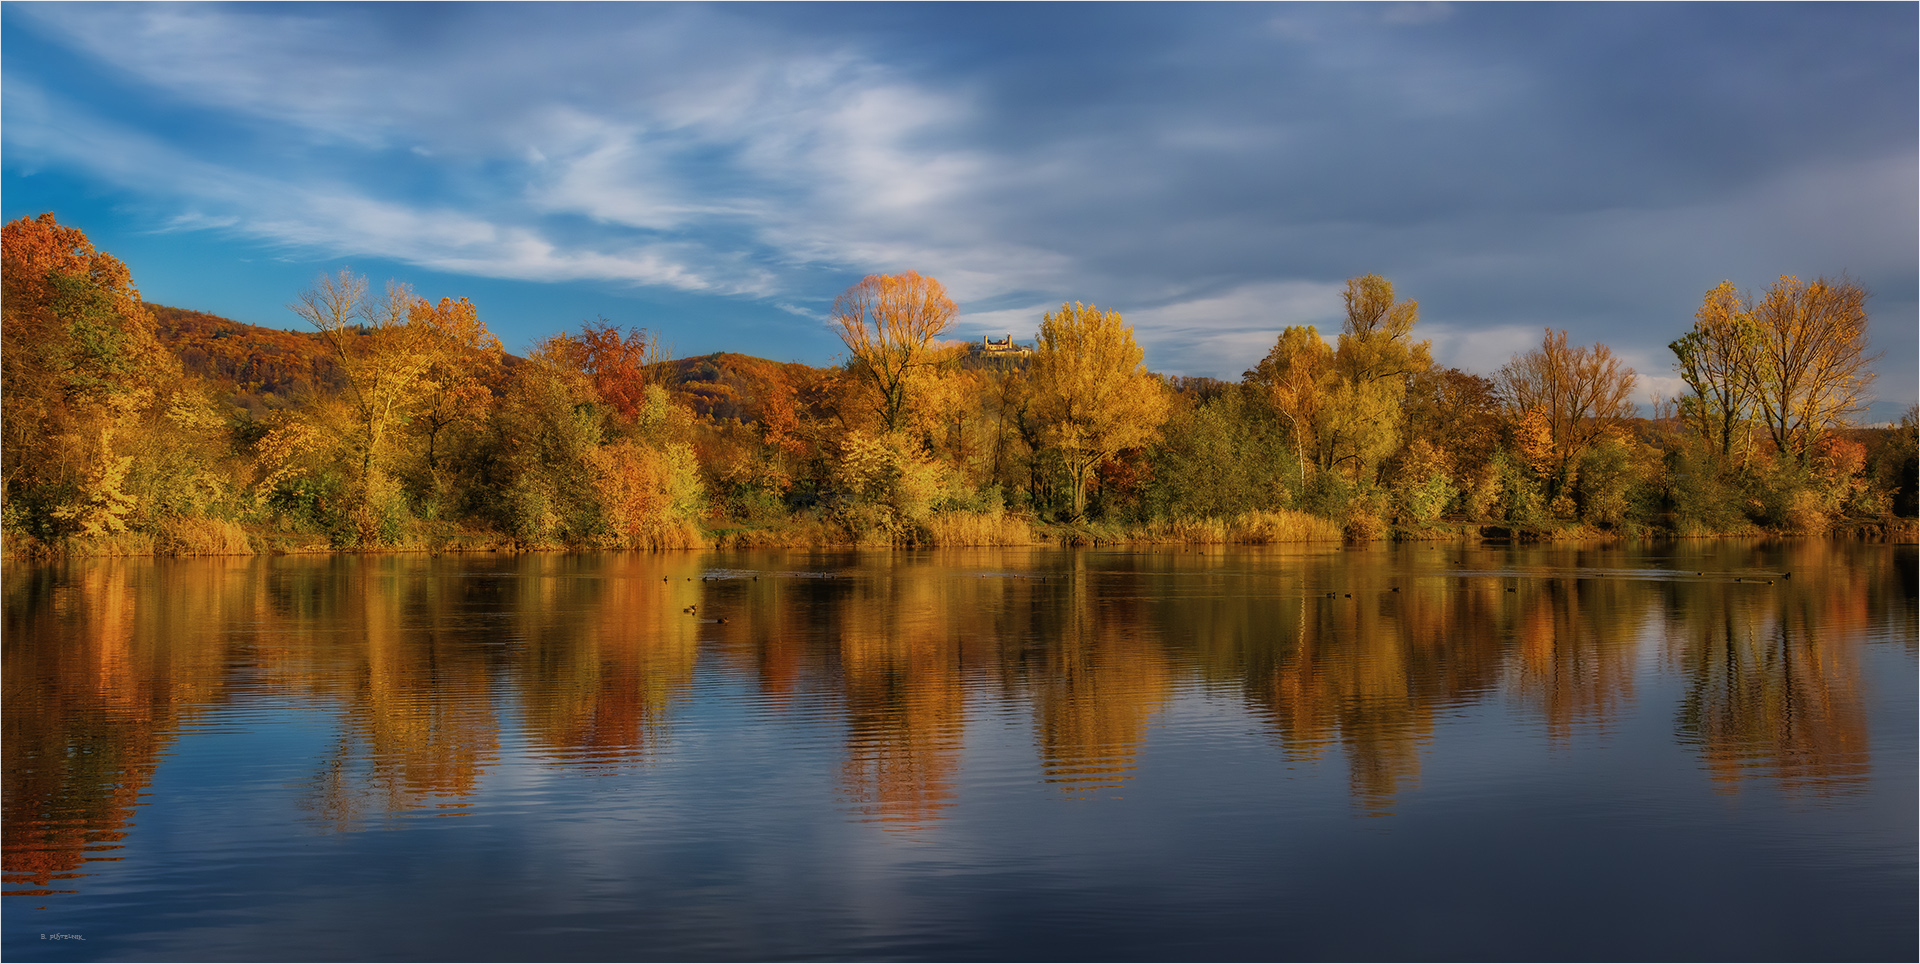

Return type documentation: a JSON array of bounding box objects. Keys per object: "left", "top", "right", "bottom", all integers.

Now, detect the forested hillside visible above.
[{"left": 3, "top": 213, "right": 1914, "bottom": 557}]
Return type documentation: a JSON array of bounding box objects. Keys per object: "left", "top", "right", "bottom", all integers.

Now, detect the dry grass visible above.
[
  {"left": 41, "top": 530, "right": 160, "bottom": 557},
  {"left": 921, "top": 509, "right": 1041, "bottom": 546},
  {"left": 1231, "top": 509, "right": 1344, "bottom": 543},
  {"left": 628, "top": 519, "right": 707, "bottom": 550},
  {"left": 1139, "top": 517, "right": 1228, "bottom": 543},
  {"left": 1137, "top": 510, "right": 1342, "bottom": 544},
  {"left": 709, "top": 519, "right": 835, "bottom": 549},
  {"left": 155, "top": 516, "right": 254, "bottom": 555}
]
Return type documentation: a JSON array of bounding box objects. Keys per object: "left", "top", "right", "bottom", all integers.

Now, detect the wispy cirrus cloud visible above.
[{"left": 2, "top": 75, "right": 760, "bottom": 294}]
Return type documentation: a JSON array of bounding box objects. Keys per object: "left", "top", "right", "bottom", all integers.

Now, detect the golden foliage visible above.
[
  {"left": 586, "top": 439, "right": 706, "bottom": 549},
  {"left": 1029, "top": 302, "right": 1170, "bottom": 520},
  {"left": 831, "top": 271, "right": 958, "bottom": 432},
  {"left": 1746, "top": 275, "right": 1877, "bottom": 464}
]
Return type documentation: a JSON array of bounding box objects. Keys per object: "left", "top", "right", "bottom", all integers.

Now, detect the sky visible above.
[{"left": 4, "top": 2, "right": 1915, "bottom": 416}]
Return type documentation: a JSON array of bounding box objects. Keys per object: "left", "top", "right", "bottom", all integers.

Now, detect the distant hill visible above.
[
  {"left": 655, "top": 352, "right": 825, "bottom": 425},
  {"left": 147, "top": 307, "right": 829, "bottom": 427},
  {"left": 148, "top": 304, "right": 343, "bottom": 415}
]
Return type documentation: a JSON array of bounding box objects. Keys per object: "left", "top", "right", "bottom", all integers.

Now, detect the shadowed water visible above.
[{"left": 4, "top": 542, "right": 1915, "bottom": 960}]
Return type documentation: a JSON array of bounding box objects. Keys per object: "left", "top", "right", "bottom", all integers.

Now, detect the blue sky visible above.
[{"left": 4, "top": 2, "right": 1914, "bottom": 413}]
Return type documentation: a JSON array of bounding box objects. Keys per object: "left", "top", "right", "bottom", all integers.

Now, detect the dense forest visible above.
[{"left": 3, "top": 213, "right": 1914, "bottom": 556}]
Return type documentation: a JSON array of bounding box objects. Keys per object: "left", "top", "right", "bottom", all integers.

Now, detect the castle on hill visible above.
[{"left": 973, "top": 334, "right": 1031, "bottom": 357}]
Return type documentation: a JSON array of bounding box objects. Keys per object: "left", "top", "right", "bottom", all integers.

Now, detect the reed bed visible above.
[
  {"left": 920, "top": 509, "right": 1042, "bottom": 546},
  {"left": 155, "top": 516, "right": 254, "bottom": 555},
  {"left": 1137, "top": 510, "right": 1342, "bottom": 544}
]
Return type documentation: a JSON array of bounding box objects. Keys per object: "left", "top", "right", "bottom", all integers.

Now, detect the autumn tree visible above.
[
  {"left": 831, "top": 271, "right": 958, "bottom": 433},
  {"left": 405, "top": 296, "right": 504, "bottom": 498},
  {"left": 0, "top": 213, "right": 202, "bottom": 540},
  {"left": 543, "top": 319, "right": 667, "bottom": 428},
  {"left": 1324, "top": 274, "right": 1431, "bottom": 482},
  {"left": 1495, "top": 329, "right": 1637, "bottom": 506},
  {"left": 1671, "top": 281, "right": 1760, "bottom": 463},
  {"left": 1744, "top": 275, "right": 1877, "bottom": 465},
  {"left": 1027, "top": 302, "right": 1169, "bottom": 521},
  {"left": 1245, "top": 325, "right": 1335, "bottom": 483},
  {"left": 1401, "top": 366, "right": 1502, "bottom": 483},
  {"left": 290, "top": 269, "right": 438, "bottom": 544}
]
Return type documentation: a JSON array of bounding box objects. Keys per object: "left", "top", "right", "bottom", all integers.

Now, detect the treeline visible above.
[{"left": 2, "top": 213, "right": 1913, "bottom": 556}]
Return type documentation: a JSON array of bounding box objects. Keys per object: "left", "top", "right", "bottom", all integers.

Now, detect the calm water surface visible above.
[{"left": 4, "top": 542, "right": 1915, "bottom": 961}]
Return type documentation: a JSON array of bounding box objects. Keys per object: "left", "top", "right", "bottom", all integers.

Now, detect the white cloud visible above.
[
  {"left": 1118, "top": 281, "right": 1347, "bottom": 376},
  {"left": 2, "top": 77, "right": 763, "bottom": 295},
  {"left": 1419, "top": 323, "right": 1542, "bottom": 378},
  {"left": 953, "top": 304, "right": 1050, "bottom": 342}
]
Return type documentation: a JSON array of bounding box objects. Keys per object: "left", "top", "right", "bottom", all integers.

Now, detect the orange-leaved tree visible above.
[
  {"left": 1495, "top": 329, "right": 1637, "bottom": 508},
  {"left": 406, "top": 295, "right": 504, "bottom": 492},
  {"left": 1, "top": 213, "right": 186, "bottom": 539},
  {"left": 543, "top": 319, "right": 667, "bottom": 428}
]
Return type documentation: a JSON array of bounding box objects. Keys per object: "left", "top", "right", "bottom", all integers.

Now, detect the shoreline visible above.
[{"left": 6, "top": 517, "right": 1913, "bottom": 562}]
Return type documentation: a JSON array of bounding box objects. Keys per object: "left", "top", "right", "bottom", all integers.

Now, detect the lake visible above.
[{"left": 4, "top": 542, "right": 1915, "bottom": 961}]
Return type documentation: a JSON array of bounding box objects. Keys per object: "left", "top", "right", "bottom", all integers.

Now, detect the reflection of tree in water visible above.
[
  {"left": 1255, "top": 600, "right": 1428, "bottom": 814},
  {"left": 1221, "top": 563, "right": 1511, "bottom": 816},
  {"left": 507, "top": 555, "right": 696, "bottom": 772},
  {"left": 3, "top": 561, "right": 234, "bottom": 893},
  {"left": 297, "top": 559, "right": 504, "bottom": 827},
  {"left": 1017, "top": 558, "right": 1171, "bottom": 798},
  {"left": 9, "top": 545, "right": 1903, "bottom": 885},
  {"left": 1030, "top": 626, "right": 1169, "bottom": 797},
  {"left": 1504, "top": 578, "right": 1640, "bottom": 745},
  {"left": 833, "top": 565, "right": 966, "bottom": 830},
  {"left": 1666, "top": 564, "right": 1873, "bottom": 798}
]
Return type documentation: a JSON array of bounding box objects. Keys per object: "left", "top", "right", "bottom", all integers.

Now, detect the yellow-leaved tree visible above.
[
  {"left": 1246, "top": 324, "right": 1335, "bottom": 484},
  {"left": 1671, "top": 281, "right": 1759, "bottom": 464},
  {"left": 1027, "top": 303, "right": 1169, "bottom": 521},
  {"left": 289, "top": 269, "right": 437, "bottom": 545},
  {"left": 1324, "top": 274, "right": 1431, "bottom": 482},
  {"left": 406, "top": 295, "right": 504, "bottom": 499},
  {"left": 1745, "top": 275, "right": 1877, "bottom": 466},
  {"left": 831, "top": 271, "right": 958, "bottom": 433}
]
